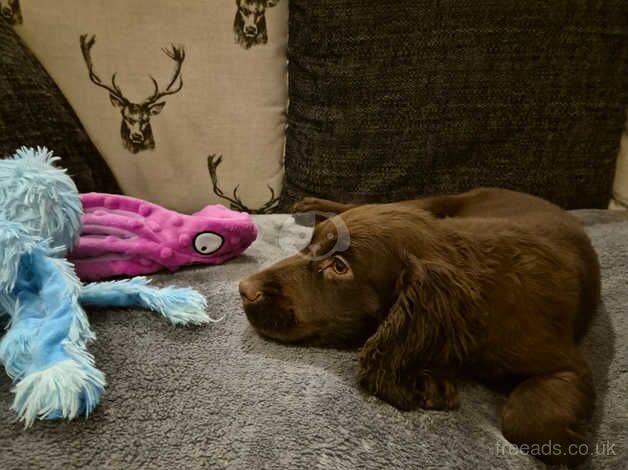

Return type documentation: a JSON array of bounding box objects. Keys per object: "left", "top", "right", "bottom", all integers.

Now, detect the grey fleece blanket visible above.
[{"left": 0, "top": 211, "right": 626, "bottom": 469}]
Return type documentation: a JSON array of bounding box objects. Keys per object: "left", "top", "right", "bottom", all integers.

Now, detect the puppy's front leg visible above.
[{"left": 357, "top": 358, "right": 421, "bottom": 411}]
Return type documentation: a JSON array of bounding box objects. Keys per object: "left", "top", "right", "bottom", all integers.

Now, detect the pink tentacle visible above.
[
  {"left": 70, "top": 193, "right": 257, "bottom": 280},
  {"left": 81, "top": 212, "right": 161, "bottom": 243},
  {"left": 72, "top": 236, "right": 184, "bottom": 270}
]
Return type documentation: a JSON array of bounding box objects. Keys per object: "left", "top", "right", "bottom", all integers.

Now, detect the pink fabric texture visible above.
[{"left": 69, "top": 193, "right": 257, "bottom": 280}]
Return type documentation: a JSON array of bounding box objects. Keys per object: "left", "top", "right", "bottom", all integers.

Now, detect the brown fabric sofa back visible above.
[
  {"left": 0, "top": 18, "right": 119, "bottom": 193},
  {"left": 281, "top": 1, "right": 628, "bottom": 210}
]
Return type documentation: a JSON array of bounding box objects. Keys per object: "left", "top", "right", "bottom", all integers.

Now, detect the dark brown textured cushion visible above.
[
  {"left": 281, "top": 0, "right": 628, "bottom": 210},
  {"left": 0, "top": 19, "right": 120, "bottom": 193}
]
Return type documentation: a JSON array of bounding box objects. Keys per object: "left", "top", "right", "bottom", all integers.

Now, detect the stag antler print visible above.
[
  {"left": 145, "top": 46, "right": 185, "bottom": 105},
  {"left": 79, "top": 34, "right": 185, "bottom": 154},
  {"left": 80, "top": 35, "right": 128, "bottom": 105},
  {"left": 207, "top": 154, "right": 279, "bottom": 214}
]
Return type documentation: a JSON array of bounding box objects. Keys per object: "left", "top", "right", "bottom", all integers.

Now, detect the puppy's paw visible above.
[
  {"left": 418, "top": 375, "right": 460, "bottom": 411},
  {"left": 358, "top": 373, "right": 421, "bottom": 411},
  {"left": 383, "top": 385, "right": 422, "bottom": 411}
]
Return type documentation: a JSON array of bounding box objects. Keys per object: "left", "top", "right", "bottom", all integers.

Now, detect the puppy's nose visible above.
[{"left": 239, "top": 279, "right": 263, "bottom": 304}]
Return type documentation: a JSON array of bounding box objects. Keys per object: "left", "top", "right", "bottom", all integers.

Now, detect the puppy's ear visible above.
[
  {"left": 292, "top": 211, "right": 327, "bottom": 227},
  {"left": 292, "top": 198, "right": 360, "bottom": 227},
  {"left": 358, "top": 254, "right": 479, "bottom": 410}
]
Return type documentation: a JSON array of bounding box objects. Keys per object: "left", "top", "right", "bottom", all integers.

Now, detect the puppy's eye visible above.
[{"left": 331, "top": 256, "right": 348, "bottom": 275}]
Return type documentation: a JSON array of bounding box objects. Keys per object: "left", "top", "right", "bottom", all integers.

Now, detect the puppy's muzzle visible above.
[{"left": 239, "top": 279, "right": 263, "bottom": 305}]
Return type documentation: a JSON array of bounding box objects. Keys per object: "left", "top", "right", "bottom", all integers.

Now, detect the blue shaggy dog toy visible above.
[{"left": 0, "top": 147, "right": 212, "bottom": 426}]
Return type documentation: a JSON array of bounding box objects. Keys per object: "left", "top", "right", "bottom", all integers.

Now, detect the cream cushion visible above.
[{"left": 15, "top": 0, "right": 288, "bottom": 213}]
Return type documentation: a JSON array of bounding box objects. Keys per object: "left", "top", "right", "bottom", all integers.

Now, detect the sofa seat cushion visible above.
[{"left": 0, "top": 210, "right": 626, "bottom": 469}]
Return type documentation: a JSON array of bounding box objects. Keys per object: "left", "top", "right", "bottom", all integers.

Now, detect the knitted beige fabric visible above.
[{"left": 15, "top": 0, "right": 288, "bottom": 214}]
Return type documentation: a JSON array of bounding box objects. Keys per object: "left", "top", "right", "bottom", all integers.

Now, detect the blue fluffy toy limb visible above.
[
  {"left": 79, "top": 277, "right": 218, "bottom": 325},
  {"left": 0, "top": 215, "right": 41, "bottom": 297},
  {"left": 0, "top": 248, "right": 104, "bottom": 427}
]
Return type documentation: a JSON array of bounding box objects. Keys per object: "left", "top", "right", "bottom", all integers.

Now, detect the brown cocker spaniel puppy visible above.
[{"left": 239, "top": 188, "right": 600, "bottom": 467}]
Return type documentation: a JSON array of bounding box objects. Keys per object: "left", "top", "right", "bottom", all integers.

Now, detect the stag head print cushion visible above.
[{"left": 15, "top": 0, "right": 288, "bottom": 213}]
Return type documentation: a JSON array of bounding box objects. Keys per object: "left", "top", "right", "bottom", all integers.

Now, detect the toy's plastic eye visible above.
[{"left": 193, "top": 232, "right": 223, "bottom": 256}]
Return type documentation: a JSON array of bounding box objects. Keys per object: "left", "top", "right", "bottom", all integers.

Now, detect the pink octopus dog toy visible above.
[{"left": 69, "top": 193, "right": 257, "bottom": 281}]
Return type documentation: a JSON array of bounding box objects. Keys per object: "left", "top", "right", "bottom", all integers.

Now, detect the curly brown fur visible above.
[{"left": 239, "top": 188, "right": 600, "bottom": 467}]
